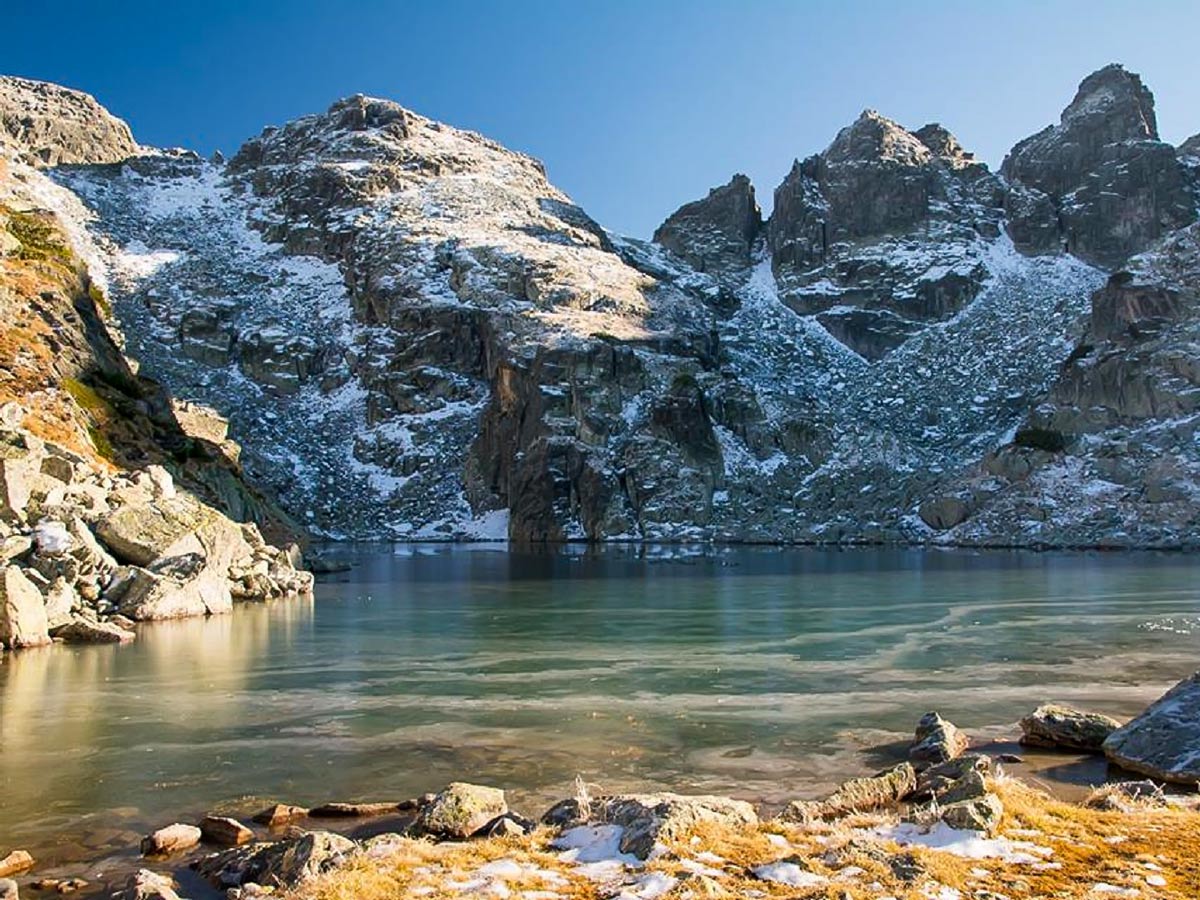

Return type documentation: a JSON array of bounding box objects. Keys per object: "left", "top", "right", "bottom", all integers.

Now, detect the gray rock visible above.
[
  {"left": 0, "top": 566, "right": 51, "bottom": 648},
  {"left": 912, "top": 753, "right": 993, "bottom": 802},
  {"left": 909, "top": 712, "right": 969, "bottom": 767},
  {"left": 783, "top": 763, "right": 916, "bottom": 820},
  {"left": 141, "top": 823, "right": 202, "bottom": 856},
  {"left": 1103, "top": 671, "right": 1200, "bottom": 783},
  {"left": 940, "top": 793, "right": 1004, "bottom": 835},
  {"left": 54, "top": 616, "right": 136, "bottom": 644},
  {"left": 0, "top": 878, "right": 16, "bottom": 900},
  {"left": 0, "top": 76, "right": 139, "bottom": 166},
  {"left": 409, "top": 782, "right": 508, "bottom": 839},
  {"left": 1019, "top": 704, "right": 1121, "bottom": 752},
  {"left": 116, "top": 870, "right": 183, "bottom": 900},
  {"left": 577, "top": 793, "right": 757, "bottom": 860},
  {"left": 193, "top": 831, "right": 355, "bottom": 889},
  {"left": 119, "top": 556, "right": 233, "bottom": 621}
]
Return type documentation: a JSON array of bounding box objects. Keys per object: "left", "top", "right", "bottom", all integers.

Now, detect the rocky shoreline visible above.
[{"left": 2, "top": 678, "right": 1197, "bottom": 900}]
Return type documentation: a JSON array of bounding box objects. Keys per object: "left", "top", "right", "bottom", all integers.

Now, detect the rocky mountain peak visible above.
[
  {"left": 652, "top": 173, "right": 762, "bottom": 279},
  {"left": 0, "top": 75, "right": 140, "bottom": 166},
  {"left": 913, "top": 123, "right": 976, "bottom": 166},
  {"left": 1001, "top": 63, "right": 1195, "bottom": 269},
  {"left": 824, "top": 109, "right": 932, "bottom": 167},
  {"left": 1061, "top": 63, "right": 1157, "bottom": 140}
]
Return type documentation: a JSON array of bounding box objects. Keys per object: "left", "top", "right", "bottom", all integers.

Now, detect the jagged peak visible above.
[
  {"left": 913, "top": 123, "right": 974, "bottom": 162},
  {"left": 1061, "top": 63, "right": 1157, "bottom": 140}
]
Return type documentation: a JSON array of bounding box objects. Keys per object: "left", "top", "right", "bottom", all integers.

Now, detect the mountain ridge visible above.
[{"left": 2, "top": 63, "right": 1196, "bottom": 547}]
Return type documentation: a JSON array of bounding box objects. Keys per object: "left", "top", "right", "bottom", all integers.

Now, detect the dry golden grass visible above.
[{"left": 289, "top": 778, "right": 1200, "bottom": 900}]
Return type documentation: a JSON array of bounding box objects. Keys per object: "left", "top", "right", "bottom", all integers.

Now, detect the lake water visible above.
[{"left": 2, "top": 544, "right": 1198, "bottom": 875}]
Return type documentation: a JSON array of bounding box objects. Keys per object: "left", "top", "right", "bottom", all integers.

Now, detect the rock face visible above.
[
  {"left": 765, "top": 110, "right": 1003, "bottom": 359},
  {"left": 0, "top": 146, "right": 312, "bottom": 650},
  {"left": 1103, "top": 671, "right": 1200, "bottom": 783},
  {"left": 7, "top": 65, "right": 1196, "bottom": 547},
  {"left": 653, "top": 174, "right": 761, "bottom": 279},
  {"left": 1002, "top": 64, "right": 1196, "bottom": 268},
  {"left": 1019, "top": 704, "right": 1121, "bottom": 752},
  {"left": 0, "top": 76, "right": 138, "bottom": 166}
]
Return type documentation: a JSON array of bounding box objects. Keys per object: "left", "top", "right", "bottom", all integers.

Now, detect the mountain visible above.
[{"left": 4, "top": 63, "right": 1196, "bottom": 547}]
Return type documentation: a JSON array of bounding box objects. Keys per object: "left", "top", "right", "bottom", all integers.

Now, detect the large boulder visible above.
[
  {"left": 0, "top": 566, "right": 50, "bottom": 648},
  {"left": 118, "top": 554, "right": 232, "bottom": 621},
  {"left": 95, "top": 497, "right": 213, "bottom": 567},
  {"left": 573, "top": 793, "right": 757, "bottom": 860},
  {"left": 141, "top": 823, "right": 202, "bottom": 857},
  {"left": 410, "top": 782, "right": 508, "bottom": 839},
  {"left": 194, "top": 831, "right": 355, "bottom": 890},
  {"left": 1019, "top": 704, "right": 1121, "bottom": 752},
  {"left": 54, "top": 616, "right": 135, "bottom": 644},
  {"left": 783, "top": 763, "right": 916, "bottom": 820},
  {"left": 1103, "top": 671, "right": 1200, "bottom": 783},
  {"left": 909, "top": 712, "right": 969, "bottom": 767}
]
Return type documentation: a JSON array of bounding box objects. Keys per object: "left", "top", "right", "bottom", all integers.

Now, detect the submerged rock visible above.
[
  {"left": 141, "top": 823, "right": 202, "bottom": 857},
  {"left": 1103, "top": 671, "right": 1200, "bottom": 783},
  {"left": 252, "top": 804, "right": 309, "bottom": 827},
  {"left": 1019, "top": 704, "right": 1121, "bottom": 752}
]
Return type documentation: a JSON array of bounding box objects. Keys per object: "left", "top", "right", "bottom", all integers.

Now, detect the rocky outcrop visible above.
[
  {"left": 653, "top": 174, "right": 761, "bottom": 279},
  {"left": 1019, "top": 704, "right": 1121, "bottom": 752},
  {"left": 765, "top": 110, "right": 1002, "bottom": 359},
  {"left": 0, "top": 76, "right": 138, "bottom": 166},
  {"left": 1002, "top": 64, "right": 1196, "bottom": 268},
  {"left": 1103, "top": 671, "right": 1200, "bottom": 783}
]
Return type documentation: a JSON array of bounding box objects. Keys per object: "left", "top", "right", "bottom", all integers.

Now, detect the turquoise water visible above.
[{"left": 1, "top": 545, "right": 1198, "bottom": 868}]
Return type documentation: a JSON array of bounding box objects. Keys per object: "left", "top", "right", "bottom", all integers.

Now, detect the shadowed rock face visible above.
[
  {"left": 763, "top": 111, "right": 1003, "bottom": 359},
  {"left": 653, "top": 174, "right": 761, "bottom": 280},
  {"left": 0, "top": 76, "right": 139, "bottom": 166},
  {"left": 1001, "top": 64, "right": 1196, "bottom": 268}
]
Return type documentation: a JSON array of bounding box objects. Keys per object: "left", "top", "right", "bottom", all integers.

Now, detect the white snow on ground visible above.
[
  {"left": 872, "top": 821, "right": 1054, "bottom": 864},
  {"left": 751, "top": 861, "right": 829, "bottom": 887}
]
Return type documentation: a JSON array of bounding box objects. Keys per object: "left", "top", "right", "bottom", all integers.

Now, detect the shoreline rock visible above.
[
  {"left": 1103, "top": 671, "right": 1200, "bottom": 783},
  {"left": 1019, "top": 703, "right": 1121, "bottom": 752}
]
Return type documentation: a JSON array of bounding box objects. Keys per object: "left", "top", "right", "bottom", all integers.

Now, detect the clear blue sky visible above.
[{"left": 7, "top": 1, "right": 1199, "bottom": 237}]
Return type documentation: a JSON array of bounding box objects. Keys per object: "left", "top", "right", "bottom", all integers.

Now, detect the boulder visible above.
[
  {"left": 252, "top": 804, "right": 308, "bottom": 827},
  {"left": 193, "top": 831, "right": 355, "bottom": 890},
  {"left": 918, "top": 496, "right": 971, "bottom": 530},
  {"left": 1019, "top": 704, "right": 1121, "bottom": 752},
  {"left": 473, "top": 812, "right": 534, "bottom": 838},
  {"left": 783, "top": 763, "right": 916, "bottom": 820},
  {"left": 54, "top": 617, "right": 136, "bottom": 644},
  {"left": 410, "top": 782, "right": 508, "bottom": 839},
  {"left": 95, "top": 497, "right": 210, "bottom": 567},
  {"left": 1103, "top": 671, "right": 1200, "bottom": 783},
  {"left": 119, "top": 555, "right": 232, "bottom": 621},
  {"left": 585, "top": 793, "right": 758, "bottom": 860},
  {"left": 141, "top": 823, "right": 202, "bottom": 856},
  {"left": 0, "top": 851, "right": 33, "bottom": 878},
  {"left": 200, "top": 816, "right": 255, "bottom": 846},
  {"left": 912, "top": 754, "right": 992, "bottom": 801},
  {"left": 940, "top": 793, "right": 1004, "bottom": 835},
  {"left": 936, "top": 769, "right": 989, "bottom": 805},
  {"left": 909, "top": 712, "right": 969, "bottom": 767},
  {"left": 0, "top": 566, "right": 51, "bottom": 648},
  {"left": 115, "top": 870, "right": 183, "bottom": 900},
  {"left": 0, "top": 878, "right": 16, "bottom": 900}
]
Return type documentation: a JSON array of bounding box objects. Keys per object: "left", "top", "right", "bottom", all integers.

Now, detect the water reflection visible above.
[{"left": 1, "top": 545, "right": 1197, "bottom": 864}]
